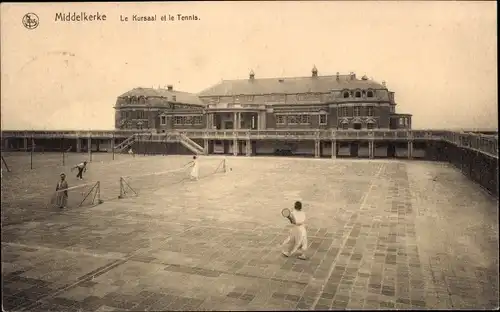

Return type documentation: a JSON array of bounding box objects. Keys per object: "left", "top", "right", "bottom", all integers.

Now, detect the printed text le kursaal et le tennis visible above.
[{"left": 54, "top": 12, "right": 200, "bottom": 22}]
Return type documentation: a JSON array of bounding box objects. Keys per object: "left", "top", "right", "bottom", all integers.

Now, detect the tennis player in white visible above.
[
  {"left": 189, "top": 155, "right": 199, "bottom": 180},
  {"left": 282, "top": 201, "right": 308, "bottom": 260}
]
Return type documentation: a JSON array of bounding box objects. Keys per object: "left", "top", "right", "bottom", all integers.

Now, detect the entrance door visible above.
[
  {"left": 350, "top": 143, "right": 359, "bottom": 157},
  {"left": 387, "top": 144, "right": 396, "bottom": 158},
  {"left": 215, "top": 114, "right": 222, "bottom": 130}
]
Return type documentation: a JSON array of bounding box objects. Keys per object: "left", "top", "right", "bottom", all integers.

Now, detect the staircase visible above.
[
  {"left": 115, "top": 132, "right": 205, "bottom": 155},
  {"left": 177, "top": 133, "right": 204, "bottom": 155},
  {"left": 114, "top": 135, "right": 136, "bottom": 153},
  {"left": 178, "top": 133, "right": 204, "bottom": 155}
]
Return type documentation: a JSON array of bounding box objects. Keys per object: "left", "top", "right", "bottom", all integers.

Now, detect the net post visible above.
[
  {"left": 97, "top": 181, "right": 103, "bottom": 204},
  {"left": 119, "top": 177, "right": 123, "bottom": 199},
  {"left": 1, "top": 156, "right": 10, "bottom": 172},
  {"left": 223, "top": 157, "right": 227, "bottom": 173},
  {"left": 62, "top": 134, "right": 65, "bottom": 166}
]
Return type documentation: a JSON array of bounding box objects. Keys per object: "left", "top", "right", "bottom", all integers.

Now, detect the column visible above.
[
  {"left": 369, "top": 140, "right": 374, "bottom": 159},
  {"left": 246, "top": 139, "right": 251, "bottom": 156},
  {"left": 258, "top": 112, "right": 267, "bottom": 130},
  {"left": 76, "top": 138, "right": 82, "bottom": 153},
  {"left": 407, "top": 141, "right": 413, "bottom": 159},
  {"left": 203, "top": 138, "right": 209, "bottom": 155},
  {"left": 4, "top": 138, "right": 8, "bottom": 150},
  {"left": 111, "top": 136, "right": 115, "bottom": 155},
  {"left": 331, "top": 140, "right": 337, "bottom": 159},
  {"left": 233, "top": 139, "right": 238, "bottom": 156},
  {"left": 23, "top": 138, "right": 28, "bottom": 151},
  {"left": 233, "top": 113, "right": 238, "bottom": 130},
  {"left": 314, "top": 140, "right": 320, "bottom": 158}
]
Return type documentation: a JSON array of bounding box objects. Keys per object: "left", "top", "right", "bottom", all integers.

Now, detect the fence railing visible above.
[{"left": 1, "top": 129, "right": 497, "bottom": 157}]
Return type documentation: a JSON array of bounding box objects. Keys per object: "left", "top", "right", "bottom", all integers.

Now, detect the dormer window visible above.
[
  {"left": 172, "top": 95, "right": 177, "bottom": 102},
  {"left": 367, "top": 90, "right": 374, "bottom": 98},
  {"left": 355, "top": 91, "right": 361, "bottom": 98},
  {"left": 343, "top": 91, "right": 350, "bottom": 98}
]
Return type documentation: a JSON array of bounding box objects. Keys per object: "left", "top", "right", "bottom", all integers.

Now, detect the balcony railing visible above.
[{"left": 1, "top": 129, "right": 497, "bottom": 157}]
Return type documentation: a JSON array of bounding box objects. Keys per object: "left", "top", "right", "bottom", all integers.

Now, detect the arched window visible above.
[
  {"left": 367, "top": 90, "right": 374, "bottom": 98},
  {"left": 343, "top": 91, "right": 350, "bottom": 98},
  {"left": 355, "top": 91, "right": 361, "bottom": 98},
  {"left": 139, "top": 96, "right": 146, "bottom": 104}
]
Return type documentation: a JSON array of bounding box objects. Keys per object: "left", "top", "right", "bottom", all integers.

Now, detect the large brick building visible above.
[{"left": 114, "top": 67, "right": 412, "bottom": 133}]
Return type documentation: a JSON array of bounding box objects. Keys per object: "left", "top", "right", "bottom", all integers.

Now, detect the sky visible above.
[{"left": 1, "top": 1, "right": 497, "bottom": 130}]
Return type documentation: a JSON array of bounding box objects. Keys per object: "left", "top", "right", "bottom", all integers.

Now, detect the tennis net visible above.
[
  {"left": 47, "top": 181, "right": 103, "bottom": 210},
  {"left": 119, "top": 158, "right": 227, "bottom": 199}
]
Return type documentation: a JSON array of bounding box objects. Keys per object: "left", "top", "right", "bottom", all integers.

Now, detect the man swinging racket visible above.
[
  {"left": 281, "top": 201, "right": 308, "bottom": 260},
  {"left": 72, "top": 161, "right": 87, "bottom": 180}
]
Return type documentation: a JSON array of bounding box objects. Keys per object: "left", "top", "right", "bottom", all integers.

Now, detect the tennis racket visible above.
[{"left": 281, "top": 208, "right": 291, "bottom": 218}]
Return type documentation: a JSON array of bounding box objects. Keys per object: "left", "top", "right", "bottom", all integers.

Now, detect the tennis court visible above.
[{"left": 2, "top": 154, "right": 498, "bottom": 311}]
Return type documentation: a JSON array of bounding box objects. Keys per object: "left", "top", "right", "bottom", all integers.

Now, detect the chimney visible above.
[
  {"left": 312, "top": 65, "right": 318, "bottom": 77},
  {"left": 249, "top": 69, "right": 255, "bottom": 80},
  {"left": 167, "top": 85, "right": 173, "bottom": 91},
  {"left": 350, "top": 72, "right": 356, "bottom": 80},
  {"left": 382, "top": 81, "right": 386, "bottom": 87},
  {"left": 336, "top": 72, "right": 340, "bottom": 81}
]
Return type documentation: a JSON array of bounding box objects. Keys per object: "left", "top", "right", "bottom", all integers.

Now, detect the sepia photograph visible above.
[{"left": 1, "top": 1, "right": 498, "bottom": 311}]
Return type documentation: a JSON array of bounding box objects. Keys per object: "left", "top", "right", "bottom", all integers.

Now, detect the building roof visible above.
[
  {"left": 119, "top": 87, "right": 204, "bottom": 106},
  {"left": 198, "top": 74, "right": 386, "bottom": 97}
]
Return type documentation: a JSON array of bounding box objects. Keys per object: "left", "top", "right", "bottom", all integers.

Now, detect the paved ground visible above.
[{"left": 2, "top": 153, "right": 499, "bottom": 311}]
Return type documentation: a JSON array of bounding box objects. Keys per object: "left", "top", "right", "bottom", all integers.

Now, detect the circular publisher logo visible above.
[{"left": 22, "top": 13, "right": 39, "bottom": 30}]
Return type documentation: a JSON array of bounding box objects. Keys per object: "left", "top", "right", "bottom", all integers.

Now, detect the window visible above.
[
  {"left": 139, "top": 96, "right": 146, "bottom": 104},
  {"left": 342, "top": 107, "right": 348, "bottom": 117},
  {"left": 367, "top": 90, "right": 374, "bottom": 98},
  {"left": 319, "top": 114, "right": 327, "bottom": 125},
  {"left": 355, "top": 91, "right": 361, "bottom": 98},
  {"left": 367, "top": 123, "right": 374, "bottom": 130},
  {"left": 160, "top": 116, "right": 166, "bottom": 125},
  {"left": 137, "top": 111, "right": 145, "bottom": 119},
  {"left": 276, "top": 115, "right": 285, "bottom": 125},
  {"left": 193, "top": 116, "right": 203, "bottom": 125},
  {"left": 300, "top": 115, "right": 310, "bottom": 124},
  {"left": 399, "top": 118, "right": 404, "bottom": 126},
  {"left": 185, "top": 116, "right": 193, "bottom": 124},
  {"left": 174, "top": 116, "right": 183, "bottom": 125},
  {"left": 343, "top": 91, "right": 350, "bottom": 98},
  {"left": 342, "top": 123, "right": 349, "bottom": 130},
  {"left": 354, "top": 106, "right": 361, "bottom": 117},
  {"left": 172, "top": 95, "right": 177, "bottom": 102},
  {"left": 367, "top": 107, "right": 374, "bottom": 117},
  {"left": 288, "top": 115, "right": 298, "bottom": 125}
]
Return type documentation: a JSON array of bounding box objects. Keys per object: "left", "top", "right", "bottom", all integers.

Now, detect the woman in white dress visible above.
[{"left": 189, "top": 155, "right": 199, "bottom": 180}]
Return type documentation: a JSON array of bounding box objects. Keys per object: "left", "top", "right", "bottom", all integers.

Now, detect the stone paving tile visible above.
[{"left": 2, "top": 157, "right": 499, "bottom": 310}]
